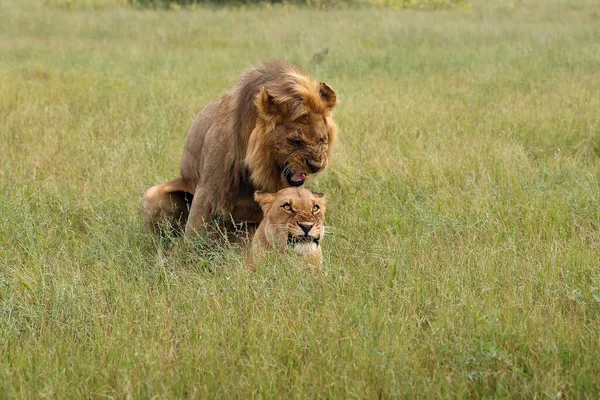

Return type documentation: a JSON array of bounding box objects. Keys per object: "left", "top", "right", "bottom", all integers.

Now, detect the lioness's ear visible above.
[
  {"left": 311, "top": 191, "right": 325, "bottom": 198},
  {"left": 319, "top": 82, "right": 337, "bottom": 109},
  {"left": 254, "top": 190, "right": 276, "bottom": 214},
  {"left": 256, "top": 87, "right": 280, "bottom": 118}
]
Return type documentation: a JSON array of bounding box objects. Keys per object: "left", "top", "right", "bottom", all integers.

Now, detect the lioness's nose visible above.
[
  {"left": 299, "top": 223, "right": 314, "bottom": 235},
  {"left": 307, "top": 160, "right": 323, "bottom": 173}
]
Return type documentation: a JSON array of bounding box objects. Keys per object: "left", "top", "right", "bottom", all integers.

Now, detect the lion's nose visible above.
[
  {"left": 307, "top": 160, "right": 323, "bottom": 173},
  {"left": 298, "top": 223, "right": 314, "bottom": 235}
]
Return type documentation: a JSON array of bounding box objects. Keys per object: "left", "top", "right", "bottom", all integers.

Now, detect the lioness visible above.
[
  {"left": 141, "top": 61, "right": 338, "bottom": 237},
  {"left": 251, "top": 188, "right": 326, "bottom": 267}
]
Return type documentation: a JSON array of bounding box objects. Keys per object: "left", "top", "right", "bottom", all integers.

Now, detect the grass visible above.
[{"left": 1, "top": 0, "right": 600, "bottom": 397}]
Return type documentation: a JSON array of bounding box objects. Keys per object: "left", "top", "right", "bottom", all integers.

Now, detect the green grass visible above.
[{"left": 1, "top": 0, "right": 600, "bottom": 397}]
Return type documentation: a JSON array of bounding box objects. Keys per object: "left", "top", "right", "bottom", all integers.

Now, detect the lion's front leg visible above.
[{"left": 185, "top": 187, "right": 214, "bottom": 238}]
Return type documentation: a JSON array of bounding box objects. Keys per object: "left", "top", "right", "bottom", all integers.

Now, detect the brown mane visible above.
[{"left": 242, "top": 61, "right": 338, "bottom": 192}]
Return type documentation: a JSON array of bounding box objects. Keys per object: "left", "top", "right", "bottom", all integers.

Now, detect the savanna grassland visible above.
[{"left": 1, "top": 0, "right": 600, "bottom": 397}]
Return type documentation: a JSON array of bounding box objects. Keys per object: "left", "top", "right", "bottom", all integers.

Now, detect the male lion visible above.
[
  {"left": 141, "top": 61, "right": 338, "bottom": 237},
  {"left": 251, "top": 188, "right": 326, "bottom": 267}
]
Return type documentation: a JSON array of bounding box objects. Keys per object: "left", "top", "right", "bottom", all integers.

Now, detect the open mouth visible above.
[
  {"left": 282, "top": 163, "right": 307, "bottom": 187},
  {"left": 288, "top": 235, "right": 320, "bottom": 246}
]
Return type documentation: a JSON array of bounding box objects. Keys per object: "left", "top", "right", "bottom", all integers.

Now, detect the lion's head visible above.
[
  {"left": 245, "top": 65, "right": 338, "bottom": 193},
  {"left": 253, "top": 188, "right": 326, "bottom": 261}
]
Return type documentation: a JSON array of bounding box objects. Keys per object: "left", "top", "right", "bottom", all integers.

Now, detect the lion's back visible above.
[{"left": 179, "top": 97, "right": 225, "bottom": 188}]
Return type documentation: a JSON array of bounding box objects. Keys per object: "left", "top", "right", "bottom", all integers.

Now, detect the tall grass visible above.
[
  {"left": 1, "top": 0, "right": 599, "bottom": 397},
  {"left": 44, "top": 0, "right": 468, "bottom": 9}
]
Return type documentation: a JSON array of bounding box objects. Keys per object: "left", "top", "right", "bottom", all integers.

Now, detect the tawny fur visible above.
[
  {"left": 250, "top": 188, "right": 326, "bottom": 268},
  {"left": 141, "top": 61, "right": 338, "bottom": 237}
]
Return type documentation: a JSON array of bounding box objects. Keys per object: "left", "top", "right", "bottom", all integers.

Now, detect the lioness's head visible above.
[
  {"left": 246, "top": 69, "right": 338, "bottom": 192},
  {"left": 254, "top": 188, "right": 326, "bottom": 257}
]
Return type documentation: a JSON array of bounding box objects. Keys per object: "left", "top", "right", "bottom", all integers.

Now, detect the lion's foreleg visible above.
[{"left": 184, "top": 187, "right": 214, "bottom": 238}]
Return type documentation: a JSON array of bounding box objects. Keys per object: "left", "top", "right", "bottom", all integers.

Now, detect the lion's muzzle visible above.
[
  {"left": 282, "top": 162, "right": 308, "bottom": 187},
  {"left": 307, "top": 160, "right": 324, "bottom": 174}
]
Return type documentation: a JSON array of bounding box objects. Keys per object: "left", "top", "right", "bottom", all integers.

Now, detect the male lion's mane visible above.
[{"left": 235, "top": 61, "right": 338, "bottom": 194}]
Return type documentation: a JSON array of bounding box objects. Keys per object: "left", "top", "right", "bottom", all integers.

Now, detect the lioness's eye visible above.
[
  {"left": 282, "top": 203, "right": 293, "bottom": 212},
  {"left": 288, "top": 138, "right": 303, "bottom": 145},
  {"left": 312, "top": 205, "right": 320, "bottom": 213}
]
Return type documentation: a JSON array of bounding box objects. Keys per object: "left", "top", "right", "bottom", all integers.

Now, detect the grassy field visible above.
[{"left": 1, "top": 0, "right": 600, "bottom": 397}]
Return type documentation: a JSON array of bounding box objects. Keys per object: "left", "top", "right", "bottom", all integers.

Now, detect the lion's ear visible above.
[
  {"left": 254, "top": 190, "right": 276, "bottom": 214},
  {"left": 319, "top": 82, "right": 337, "bottom": 109},
  {"left": 256, "top": 87, "right": 280, "bottom": 118}
]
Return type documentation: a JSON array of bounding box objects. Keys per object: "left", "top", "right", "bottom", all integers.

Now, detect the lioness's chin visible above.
[
  {"left": 288, "top": 235, "right": 320, "bottom": 255},
  {"left": 293, "top": 242, "right": 319, "bottom": 255}
]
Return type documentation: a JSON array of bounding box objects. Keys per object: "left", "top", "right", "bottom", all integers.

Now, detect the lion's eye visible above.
[
  {"left": 312, "top": 205, "right": 320, "bottom": 213},
  {"left": 296, "top": 115, "right": 310, "bottom": 124},
  {"left": 282, "top": 203, "right": 293, "bottom": 212},
  {"left": 288, "top": 138, "right": 303, "bottom": 145}
]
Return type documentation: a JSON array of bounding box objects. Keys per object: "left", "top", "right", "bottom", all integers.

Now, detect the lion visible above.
[
  {"left": 250, "top": 188, "right": 326, "bottom": 267},
  {"left": 141, "top": 61, "right": 338, "bottom": 237}
]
